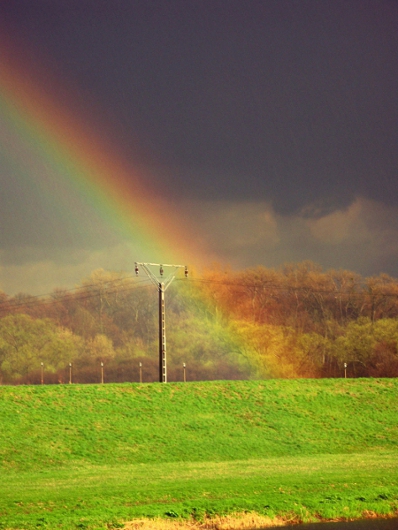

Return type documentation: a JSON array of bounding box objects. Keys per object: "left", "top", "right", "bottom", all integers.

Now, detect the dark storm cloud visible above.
[
  {"left": 1, "top": 0, "right": 398, "bottom": 294},
  {"left": 1, "top": 0, "right": 397, "bottom": 215}
]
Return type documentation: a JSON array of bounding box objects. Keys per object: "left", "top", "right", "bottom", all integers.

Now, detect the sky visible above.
[{"left": 0, "top": 0, "right": 397, "bottom": 295}]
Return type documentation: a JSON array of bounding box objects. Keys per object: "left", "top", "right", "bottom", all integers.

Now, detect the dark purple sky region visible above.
[{"left": 0, "top": 1, "right": 397, "bottom": 293}]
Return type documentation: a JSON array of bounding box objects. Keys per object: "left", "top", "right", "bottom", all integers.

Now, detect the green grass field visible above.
[{"left": 0, "top": 379, "right": 397, "bottom": 529}]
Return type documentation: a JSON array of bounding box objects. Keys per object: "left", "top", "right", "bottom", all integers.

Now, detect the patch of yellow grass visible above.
[{"left": 122, "top": 513, "right": 287, "bottom": 529}]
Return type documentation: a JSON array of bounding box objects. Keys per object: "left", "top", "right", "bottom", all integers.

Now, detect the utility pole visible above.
[{"left": 135, "top": 262, "right": 188, "bottom": 383}]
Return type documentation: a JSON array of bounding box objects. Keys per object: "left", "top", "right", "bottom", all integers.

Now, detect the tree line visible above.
[{"left": 0, "top": 261, "right": 397, "bottom": 384}]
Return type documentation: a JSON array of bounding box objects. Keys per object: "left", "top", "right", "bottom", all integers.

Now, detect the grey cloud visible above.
[{"left": 181, "top": 197, "right": 398, "bottom": 278}]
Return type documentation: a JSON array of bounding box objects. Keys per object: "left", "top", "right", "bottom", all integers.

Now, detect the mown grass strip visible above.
[{"left": 1, "top": 452, "right": 397, "bottom": 529}]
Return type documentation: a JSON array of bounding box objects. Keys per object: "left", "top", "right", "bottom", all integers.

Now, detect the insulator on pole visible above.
[
  {"left": 185, "top": 266, "right": 188, "bottom": 278},
  {"left": 160, "top": 265, "right": 164, "bottom": 276},
  {"left": 135, "top": 265, "right": 139, "bottom": 275}
]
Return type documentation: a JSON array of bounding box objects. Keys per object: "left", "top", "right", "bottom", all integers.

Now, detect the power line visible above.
[
  {"left": 0, "top": 278, "right": 152, "bottom": 316},
  {"left": 181, "top": 277, "right": 398, "bottom": 298},
  {"left": 0, "top": 273, "right": 397, "bottom": 318}
]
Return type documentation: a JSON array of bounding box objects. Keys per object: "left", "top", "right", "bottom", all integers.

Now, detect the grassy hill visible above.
[
  {"left": 1, "top": 378, "right": 397, "bottom": 470},
  {"left": 1, "top": 378, "right": 398, "bottom": 528}
]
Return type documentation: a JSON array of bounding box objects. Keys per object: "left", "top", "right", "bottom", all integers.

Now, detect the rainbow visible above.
[
  {"left": 0, "top": 34, "right": 203, "bottom": 269},
  {"left": 0, "top": 33, "right": 261, "bottom": 378}
]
